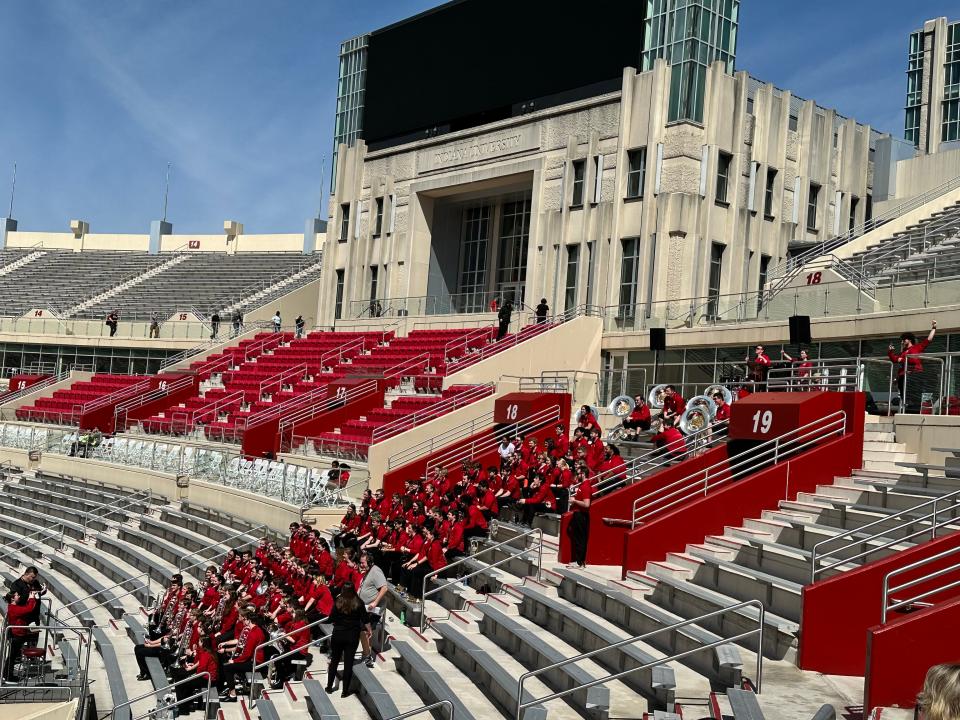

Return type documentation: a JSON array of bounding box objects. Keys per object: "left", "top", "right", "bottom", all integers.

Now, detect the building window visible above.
[
  {"left": 707, "top": 242, "right": 725, "bottom": 319},
  {"left": 571, "top": 160, "right": 585, "bottom": 207},
  {"left": 619, "top": 238, "right": 641, "bottom": 315},
  {"left": 905, "top": 29, "right": 925, "bottom": 147},
  {"left": 339, "top": 203, "right": 350, "bottom": 242},
  {"left": 848, "top": 196, "right": 859, "bottom": 232},
  {"left": 369, "top": 266, "right": 378, "bottom": 304},
  {"left": 626, "top": 148, "right": 647, "bottom": 199},
  {"left": 564, "top": 244, "right": 579, "bottom": 312},
  {"left": 334, "top": 269, "right": 345, "bottom": 320},
  {"left": 715, "top": 152, "right": 732, "bottom": 205},
  {"left": 585, "top": 241, "right": 596, "bottom": 306},
  {"left": 807, "top": 183, "right": 820, "bottom": 232},
  {"left": 495, "top": 196, "right": 531, "bottom": 304},
  {"left": 865, "top": 193, "right": 873, "bottom": 226},
  {"left": 763, "top": 168, "right": 777, "bottom": 218},
  {"left": 374, "top": 197, "right": 383, "bottom": 236},
  {"left": 788, "top": 113, "right": 798, "bottom": 131},
  {"left": 757, "top": 254, "right": 771, "bottom": 311},
  {"left": 944, "top": 98, "right": 960, "bottom": 143},
  {"left": 458, "top": 205, "right": 490, "bottom": 313}
]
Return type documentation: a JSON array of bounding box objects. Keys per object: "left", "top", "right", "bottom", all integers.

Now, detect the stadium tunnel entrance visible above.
[{"left": 419, "top": 172, "right": 535, "bottom": 314}]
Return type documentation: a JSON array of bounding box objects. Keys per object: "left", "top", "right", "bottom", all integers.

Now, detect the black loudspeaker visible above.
[
  {"left": 650, "top": 327, "right": 666, "bottom": 352},
  {"left": 789, "top": 315, "right": 812, "bottom": 346}
]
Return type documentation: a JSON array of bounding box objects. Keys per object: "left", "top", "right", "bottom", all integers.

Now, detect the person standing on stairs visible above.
[
  {"left": 567, "top": 472, "right": 594, "bottom": 567},
  {"left": 325, "top": 583, "right": 371, "bottom": 698},
  {"left": 889, "top": 319, "right": 936, "bottom": 413},
  {"left": 295, "top": 314, "right": 305, "bottom": 338},
  {"left": 272, "top": 310, "right": 282, "bottom": 333},
  {"left": 496, "top": 299, "right": 513, "bottom": 341},
  {"left": 210, "top": 311, "right": 221, "bottom": 339},
  {"left": 149, "top": 313, "right": 160, "bottom": 339},
  {"left": 232, "top": 310, "right": 243, "bottom": 336}
]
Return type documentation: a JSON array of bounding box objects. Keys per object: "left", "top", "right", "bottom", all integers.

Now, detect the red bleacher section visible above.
[{"left": 16, "top": 374, "right": 150, "bottom": 431}]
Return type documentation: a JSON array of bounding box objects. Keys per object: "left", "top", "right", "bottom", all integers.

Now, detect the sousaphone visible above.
[
  {"left": 647, "top": 384, "right": 669, "bottom": 409},
  {"left": 608, "top": 395, "right": 636, "bottom": 418}
]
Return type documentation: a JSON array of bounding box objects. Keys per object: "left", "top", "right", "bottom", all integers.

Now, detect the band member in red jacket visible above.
[
  {"left": 622, "top": 397, "right": 652, "bottom": 438},
  {"left": 889, "top": 320, "right": 936, "bottom": 410},
  {"left": 781, "top": 349, "right": 814, "bottom": 386},
  {"left": 661, "top": 386, "right": 686, "bottom": 420},
  {"left": 2, "top": 591, "right": 38, "bottom": 680},
  {"left": 745, "top": 345, "right": 771, "bottom": 389},
  {"left": 516, "top": 476, "right": 556, "bottom": 527},
  {"left": 218, "top": 609, "right": 267, "bottom": 701}
]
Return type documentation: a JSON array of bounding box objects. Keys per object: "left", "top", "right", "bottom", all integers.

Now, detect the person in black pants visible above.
[
  {"left": 325, "top": 583, "right": 371, "bottom": 698},
  {"left": 496, "top": 300, "right": 513, "bottom": 341},
  {"left": 567, "top": 474, "right": 595, "bottom": 568}
]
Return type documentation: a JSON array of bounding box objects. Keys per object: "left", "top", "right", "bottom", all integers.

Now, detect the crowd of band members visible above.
[{"left": 132, "top": 522, "right": 387, "bottom": 704}]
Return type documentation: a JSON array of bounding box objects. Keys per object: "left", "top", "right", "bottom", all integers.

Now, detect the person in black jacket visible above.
[
  {"left": 325, "top": 583, "right": 371, "bottom": 698},
  {"left": 535, "top": 298, "right": 549, "bottom": 324},
  {"left": 8, "top": 567, "right": 46, "bottom": 626},
  {"left": 496, "top": 299, "right": 513, "bottom": 341}
]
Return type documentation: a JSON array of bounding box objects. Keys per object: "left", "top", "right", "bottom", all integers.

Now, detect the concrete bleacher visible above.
[{"left": 78, "top": 251, "right": 322, "bottom": 320}]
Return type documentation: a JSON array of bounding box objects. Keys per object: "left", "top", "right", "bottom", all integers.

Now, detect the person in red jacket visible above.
[
  {"left": 622, "top": 397, "right": 652, "bottom": 438},
  {"left": 889, "top": 320, "right": 937, "bottom": 411},
  {"left": 552, "top": 424, "right": 570, "bottom": 459},
  {"left": 266, "top": 608, "right": 313, "bottom": 689},
  {"left": 745, "top": 345, "right": 771, "bottom": 389},
  {"left": 652, "top": 417, "right": 686, "bottom": 462},
  {"left": 661, "top": 386, "right": 686, "bottom": 420},
  {"left": 218, "top": 610, "right": 267, "bottom": 701},
  {"left": 2, "top": 591, "right": 38, "bottom": 680},
  {"left": 174, "top": 637, "right": 218, "bottom": 708},
  {"left": 599, "top": 445, "right": 627, "bottom": 483},
  {"left": 463, "top": 500, "right": 489, "bottom": 543},
  {"left": 712, "top": 391, "right": 730, "bottom": 422},
  {"left": 443, "top": 510, "right": 466, "bottom": 561},
  {"left": 781, "top": 349, "right": 814, "bottom": 387},
  {"left": 585, "top": 429, "right": 606, "bottom": 472},
  {"left": 516, "top": 476, "right": 556, "bottom": 527}
]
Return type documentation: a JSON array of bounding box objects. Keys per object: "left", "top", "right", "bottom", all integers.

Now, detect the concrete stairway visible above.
[{"left": 860, "top": 416, "right": 919, "bottom": 474}]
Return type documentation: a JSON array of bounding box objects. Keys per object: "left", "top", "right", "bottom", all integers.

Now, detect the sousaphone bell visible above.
[
  {"left": 679, "top": 394, "right": 716, "bottom": 434},
  {"left": 608, "top": 395, "right": 636, "bottom": 418},
  {"left": 704, "top": 384, "right": 734, "bottom": 407},
  {"left": 647, "top": 384, "right": 668, "bottom": 409}
]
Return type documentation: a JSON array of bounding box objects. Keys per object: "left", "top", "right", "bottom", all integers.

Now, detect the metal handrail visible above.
[
  {"left": 54, "top": 572, "right": 152, "bottom": 625},
  {"left": 0, "top": 368, "right": 71, "bottom": 406},
  {"left": 318, "top": 336, "right": 367, "bottom": 368},
  {"left": 386, "top": 700, "right": 454, "bottom": 720},
  {"left": 110, "top": 671, "right": 211, "bottom": 720},
  {"left": 248, "top": 617, "right": 331, "bottom": 708},
  {"left": 422, "top": 404, "right": 563, "bottom": 480},
  {"left": 178, "top": 524, "right": 266, "bottom": 574},
  {"left": 575, "top": 419, "right": 730, "bottom": 495},
  {"left": 0, "top": 623, "right": 94, "bottom": 720},
  {"left": 513, "top": 598, "right": 766, "bottom": 719},
  {"left": 81, "top": 488, "right": 152, "bottom": 535},
  {"left": 244, "top": 386, "right": 330, "bottom": 430},
  {"left": 420, "top": 527, "right": 543, "bottom": 633},
  {"left": 766, "top": 174, "right": 960, "bottom": 282},
  {"left": 170, "top": 390, "right": 244, "bottom": 431},
  {"left": 280, "top": 380, "right": 380, "bottom": 439},
  {"left": 258, "top": 363, "right": 308, "bottom": 396},
  {"left": 630, "top": 411, "right": 847, "bottom": 528},
  {"left": 81, "top": 378, "right": 152, "bottom": 414},
  {"left": 371, "top": 383, "right": 495, "bottom": 442},
  {"left": 0, "top": 522, "right": 66, "bottom": 563},
  {"left": 881, "top": 544, "right": 960, "bottom": 623},
  {"left": 766, "top": 360, "right": 863, "bottom": 393},
  {"left": 810, "top": 486, "right": 960, "bottom": 583},
  {"left": 114, "top": 375, "right": 194, "bottom": 428}
]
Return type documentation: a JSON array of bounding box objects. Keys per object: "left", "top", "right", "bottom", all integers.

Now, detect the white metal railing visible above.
[
  {"left": 258, "top": 363, "right": 308, "bottom": 397},
  {"left": 113, "top": 375, "right": 195, "bottom": 430},
  {"left": 0, "top": 367, "right": 71, "bottom": 406},
  {"left": 279, "top": 380, "right": 380, "bottom": 451},
  {"left": 385, "top": 701, "right": 454, "bottom": 720},
  {"left": 81, "top": 377, "right": 152, "bottom": 415},
  {"left": 766, "top": 174, "right": 960, "bottom": 285},
  {"left": 513, "top": 599, "right": 765, "bottom": 720},
  {"left": 55, "top": 572, "right": 152, "bottom": 626},
  {"left": 766, "top": 358, "right": 863, "bottom": 393},
  {"left": 423, "top": 404, "right": 563, "bottom": 481},
  {"left": 371, "top": 383, "right": 494, "bottom": 442},
  {"left": 420, "top": 527, "right": 544, "bottom": 633},
  {"left": 881, "top": 544, "right": 960, "bottom": 624},
  {"left": 629, "top": 411, "right": 847, "bottom": 528},
  {"left": 179, "top": 524, "right": 266, "bottom": 577},
  {"left": 574, "top": 419, "right": 730, "bottom": 497},
  {"left": 111, "top": 671, "right": 212, "bottom": 720},
  {"left": 810, "top": 486, "right": 960, "bottom": 584}
]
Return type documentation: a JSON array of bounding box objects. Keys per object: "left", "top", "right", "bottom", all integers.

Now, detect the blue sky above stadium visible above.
[{"left": 0, "top": 1, "right": 951, "bottom": 234}]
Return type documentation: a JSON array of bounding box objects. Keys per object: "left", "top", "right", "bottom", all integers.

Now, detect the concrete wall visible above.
[
  {"left": 243, "top": 278, "right": 321, "bottom": 330},
  {"left": 6, "top": 230, "right": 312, "bottom": 255},
  {"left": 892, "top": 413, "right": 960, "bottom": 465},
  {"left": 320, "top": 58, "right": 881, "bottom": 327}
]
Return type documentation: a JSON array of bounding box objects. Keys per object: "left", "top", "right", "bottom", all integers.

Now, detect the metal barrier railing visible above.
[
  {"left": 371, "top": 383, "right": 495, "bottom": 442},
  {"left": 0, "top": 522, "right": 66, "bottom": 564},
  {"left": 512, "top": 599, "right": 766, "bottom": 720},
  {"left": 386, "top": 700, "right": 454, "bottom": 720},
  {"left": 629, "top": 411, "right": 847, "bottom": 528},
  {"left": 178, "top": 524, "right": 266, "bottom": 576},
  {"left": 80, "top": 488, "right": 153, "bottom": 536},
  {"left": 110, "top": 670, "right": 212, "bottom": 720},
  {"left": 54, "top": 572, "right": 152, "bottom": 626},
  {"left": 574, "top": 419, "right": 730, "bottom": 497},
  {"left": 881, "top": 543, "right": 960, "bottom": 624},
  {"left": 0, "top": 623, "right": 94, "bottom": 720},
  {"left": 420, "top": 527, "right": 543, "bottom": 633},
  {"left": 248, "top": 616, "right": 332, "bottom": 708},
  {"left": 810, "top": 485, "right": 960, "bottom": 584}
]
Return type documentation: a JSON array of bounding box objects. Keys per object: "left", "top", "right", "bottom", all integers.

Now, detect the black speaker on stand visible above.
[{"left": 650, "top": 328, "right": 666, "bottom": 386}]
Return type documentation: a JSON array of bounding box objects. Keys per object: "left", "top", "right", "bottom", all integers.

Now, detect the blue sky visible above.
[{"left": 0, "top": 1, "right": 953, "bottom": 234}]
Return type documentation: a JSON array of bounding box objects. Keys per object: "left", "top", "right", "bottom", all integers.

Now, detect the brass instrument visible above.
[
  {"left": 233, "top": 625, "right": 250, "bottom": 659},
  {"left": 213, "top": 595, "right": 227, "bottom": 625},
  {"left": 168, "top": 618, "right": 193, "bottom": 670},
  {"left": 607, "top": 395, "right": 636, "bottom": 418},
  {"left": 679, "top": 405, "right": 711, "bottom": 434},
  {"left": 704, "top": 384, "right": 734, "bottom": 407},
  {"left": 255, "top": 580, "right": 269, "bottom": 596},
  {"left": 685, "top": 395, "right": 717, "bottom": 421},
  {"left": 647, "top": 384, "right": 668, "bottom": 409}
]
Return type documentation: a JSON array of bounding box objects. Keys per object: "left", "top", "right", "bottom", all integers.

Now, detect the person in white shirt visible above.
[
  {"left": 272, "top": 311, "right": 282, "bottom": 332},
  {"left": 498, "top": 438, "right": 516, "bottom": 469}
]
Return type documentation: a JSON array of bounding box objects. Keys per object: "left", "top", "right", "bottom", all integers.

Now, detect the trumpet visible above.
[{"left": 168, "top": 619, "right": 193, "bottom": 670}]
